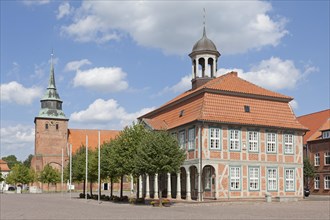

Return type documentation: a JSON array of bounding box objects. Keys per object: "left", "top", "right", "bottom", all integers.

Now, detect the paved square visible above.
[{"left": 1, "top": 193, "right": 329, "bottom": 219}]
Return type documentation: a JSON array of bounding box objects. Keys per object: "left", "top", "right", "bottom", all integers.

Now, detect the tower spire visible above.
[
  {"left": 203, "top": 8, "right": 206, "bottom": 36},
  {"left": 48, "top": 49, "right": 56, "bottom": 89}
]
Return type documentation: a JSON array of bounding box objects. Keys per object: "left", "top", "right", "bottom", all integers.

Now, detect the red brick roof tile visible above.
[
  {"left": 0, "top": 159, "right": 10, "bottom": 172},
  {"left": 297, "top": 109, "right": 330, "bottom": 144}
]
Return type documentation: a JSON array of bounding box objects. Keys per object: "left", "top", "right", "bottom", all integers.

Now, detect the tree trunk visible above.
[
  {"left": 90, "top": 180, "right": 93, "bottom": 196},
  {"left": 83, "top": 179, "right": 86, "bottom": 196},
  {"left": 48, "top": 183, "right": 50, "bottom": 192},
  {"left": 120, "top": 175, "right": 124, "bottom": 198},
  {"left": 136, "top": 176, "right": 139, "bottom": 199},
  {"left": 110, "top": 178, "right": 113, "bottom": 197}
]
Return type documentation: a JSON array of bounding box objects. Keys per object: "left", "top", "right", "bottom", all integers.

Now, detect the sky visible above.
[{"left": 1, "top": 0, "right": 329, "bottom": 161}]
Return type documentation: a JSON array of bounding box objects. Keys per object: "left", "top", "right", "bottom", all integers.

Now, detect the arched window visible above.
[
  {"left": 208, "top": 58, "right": 214, "bottom": 77},
  {"left": 198, "top": 58, "right": 205, "bottom": 77}
]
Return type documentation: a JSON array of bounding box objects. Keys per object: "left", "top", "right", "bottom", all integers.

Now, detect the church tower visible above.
[
  {"left": 189, "top": 26, "right": 220, "bottom": 90},
  {"left": 32, "top": 53, "right": 69, "bottom": 172}
]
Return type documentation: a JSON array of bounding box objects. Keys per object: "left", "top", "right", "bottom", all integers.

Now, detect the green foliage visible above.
[
  {"left": 135, "top": 129, "right": 186, "bottom": 175},
  {"left": 303, "top": 158, "right": 315, "bottom": 178},
  {"left": 0, "top": 169, "right": 4, "bottom": 182},
  {"left": 23, "top": 154, "right": 34, "bottom": 168},
  {"left": 5, "top": 163, "right": 34, "bottom": 185},
  {"left": 2, "top": 155, "right": 22, "bottom": 169},
  {"left": 39, "top": 164, "right": 61, "bottom": 190}
]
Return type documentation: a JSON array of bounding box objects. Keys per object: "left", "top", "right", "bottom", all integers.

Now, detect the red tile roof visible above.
[
  {"left": 68, "top": 129, "right": 120, "bottom": 154},
  {"left": 139, "top": 72, "right": 307, "bottom": 131},
  {"left": 0, "top": 159, "right": 10, "bottom": 172},
  {"left": 297, "top": 109, "right": 330, "bottom": 144}
]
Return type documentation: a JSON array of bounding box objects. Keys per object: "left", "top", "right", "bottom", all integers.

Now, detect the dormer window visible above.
[
  {"left": 244, "top": 105, "right": 250, "bottom": 113},
  {"left": 179, "top": 110, "right": 184, "bottom": 117},
  {"left": 322, "top": 131, "right": 330, "bottom": 139}
]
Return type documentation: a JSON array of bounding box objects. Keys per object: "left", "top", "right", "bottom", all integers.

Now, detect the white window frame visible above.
[
  {"left": 314, "top": 153, "right": 320, "bottom": 166},
  {"left": 267, "top": 168, "right": 278, "bottom": 191},
  {"left": 249, "top": 167, "right": 259, "bottom": 191},
  {"left": 209, "top": 127, "right": 221, "bottom": 150},
  {"left": 188, "top": 128, "right": 195, "bottom": 150},
  {"left": 285, "top": 169, "right": 295, "bottom": 191},
  {"left": 179, "top": 130, "right": 185, "bottom": 149},
  {"left": 266, "top": 132, "right": 277, "bottom": 153},
  {"left": 284, "top": 134, "right": 294, "bottom": 154},
  {"left": 324, "top": 152, "right": 330, "bottom": 165},
  {"left": 322, "top": 131, "right": 330, "bottom": 139},
  {"left": 324, "top": 176, "right": 330, "bottom": 190},
  {"left": 229, "top": 129, "right": 240, "bottom": 151},
  {"left": 230, "top": 167, "right": 241, "bottom": 190},
  {"left": 314, "top": 176, "right": 320, "bottom": 189},
  {"left": 248, "top": 131, "right": 259, "bottom": 152}
]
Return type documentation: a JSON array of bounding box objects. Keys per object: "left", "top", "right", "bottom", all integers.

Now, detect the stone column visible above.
[
  {"left": 167, "top": 173, "right": 171, "bottom": 198},
  {"left": 154, "top": 174, "right": 159, "bottom": 199},
  {"left": 146, "top": 174, "right": 150, "bottom": 198},
  {"left": 186, "top": 171, "right": 191, "bottom": 200},
  {"left": 176, "top": 172, "right": 181, "bottom": 199},
  {"left": 139, "top": 175, "right": 143, "bottom": 198}
]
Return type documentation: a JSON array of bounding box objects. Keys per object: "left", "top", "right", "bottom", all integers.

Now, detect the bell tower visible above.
[
  {"left": 32, "top": 52, "right": 69, "bottom": 172},
  {"left": 189, "top": 22, "right": 220, "bottom": 90}
]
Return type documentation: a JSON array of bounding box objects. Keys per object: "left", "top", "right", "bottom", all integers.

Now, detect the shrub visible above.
[{"left": 79, "top": 193, "right": 85, "bottom": 198}]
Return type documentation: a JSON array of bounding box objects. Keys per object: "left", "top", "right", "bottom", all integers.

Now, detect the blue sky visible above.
[{"left": 1, "top": 0, "right": 329, "bottom": 161}]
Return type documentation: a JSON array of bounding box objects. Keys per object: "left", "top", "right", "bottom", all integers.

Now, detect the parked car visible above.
[
  {"left": 304, "top": 187, "right": 310, "bottom": 197},
  {"left": 7, "top": 186, "right": 16, "bottom": 191}
]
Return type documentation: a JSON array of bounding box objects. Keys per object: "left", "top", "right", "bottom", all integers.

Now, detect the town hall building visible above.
[{"left": 137, "top": 27, "right": 308, "bottom": 201}]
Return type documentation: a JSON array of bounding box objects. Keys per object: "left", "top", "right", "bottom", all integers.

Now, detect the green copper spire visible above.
[{"left": 37, "top": 52, "right": 67, "bottom": 119}]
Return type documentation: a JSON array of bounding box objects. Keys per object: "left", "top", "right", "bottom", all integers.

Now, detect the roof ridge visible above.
[{"left": 297, "top": 109, "right": 330, "bottom": 118}]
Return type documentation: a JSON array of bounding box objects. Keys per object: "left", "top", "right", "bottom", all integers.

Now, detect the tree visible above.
[
  {"left": 23, "top": 154, "right": 34, "bottom": 168},
  {"left": 5, "top": 163, "right": 33, "bottom": 189},
  {"left": 303, "top": 158, "right": 315, "bottom": 188},
  {"left": 0, "top": 169, "right": 4, "bottom": 182},
  {"left": 2, "top": 155, "right": 21, "bottom": 169},
  {"left": 39, "top": 164, "right": 61, "bottom": 191},
  {"left": 135, "top": 129, "right": 186, "bottom": 206}
]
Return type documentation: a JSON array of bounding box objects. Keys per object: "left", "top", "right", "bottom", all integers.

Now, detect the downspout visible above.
[{"left": 198, "top": 122, "right": 203, "bottom": 201}]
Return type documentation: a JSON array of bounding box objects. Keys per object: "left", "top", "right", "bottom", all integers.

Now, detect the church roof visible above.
[
  {"left": 139, "top": 72, "right": 307, "bottom": 131},
  {"left": 297, "top": 109, "right": 330, "bottom": 143},
  {"left": 68, "top": 129, "right": 120, "bottom": 153}
]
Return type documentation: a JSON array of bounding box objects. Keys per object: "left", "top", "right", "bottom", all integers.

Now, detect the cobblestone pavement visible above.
[{"left": 1, "top": 193, "right": 329, "bottom": 220}]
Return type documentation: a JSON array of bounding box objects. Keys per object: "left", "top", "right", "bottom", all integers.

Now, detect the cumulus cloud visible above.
[
  {"left": 154, "top": 74, "right": 191, "bottom": 97},
  {"left": 60, "top": 1, "right": 288, "bottom": 55},
  {"left": 289, "top": 100, "right": 298, "bottom": 110},
  {"left": 70, "top": 98, "right": 155, "bottom": 129},
  {"left": 64, "top": 59, "right": 91, "bottom": 72},
  {"left": 0, "top": 124, "right": 35, "bottom": 160},
  {"left": 73, "top": 67, "right": 128, "bottom": 92},
  {"left": 0, "top": 81, "right": 42, "bottom": 105},
  {"left": 56, "top": 2, "right": 73, "bottom": 19}
]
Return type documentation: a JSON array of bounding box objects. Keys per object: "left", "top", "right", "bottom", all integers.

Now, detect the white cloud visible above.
[
  {"left": 22, "top": 0, "right": 50, "bottom": 6},
  {"left": 155, "top": 74, "right": 191, "bottom": 97},
  {"left": 61, "top": 1, "right": 288, "bottom": 55},
  {"left": 0, "top": 124, "right": 35, "bottom": 160},
  {"left": 56, "top": 2, "right": 73, "bottom": 20},
  {"left": 64, "top": 59, "right": 91, "bottom": 72},
  {"left": 70, "top": 99, "right": 155, "bottom": 129},
  {"left": 289, "top": 100, "right": 298, "bottom": 110},
  {"left": 0, "top": 81, "right": 42, "bottom": 105},
  {"left": 73, "top": 67, "right": 129, "bottom": 92}
]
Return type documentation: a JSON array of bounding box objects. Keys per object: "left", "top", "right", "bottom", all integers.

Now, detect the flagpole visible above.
[
  {"left": 86, "top": 135, "right": 88, "bottom": 202},
  {"left": 69, "top": 144, "right": 72, "bottom": 199},
  {"left": 61, "top": 146, "right": 64, "bottom": 196},
  {"left": 98, "top": 130, "right": 101, "bottom": 204}
]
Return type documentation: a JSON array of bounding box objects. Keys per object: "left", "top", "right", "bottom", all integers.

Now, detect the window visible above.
[
  {"left": 230, "top": 167, "right": 240, "bottom": 190},
  {"left": 209, "top": 127, "right": 221, "bottom": 149},
  {"left": 45, "top": 123, "right": 48, "bottom": 130},
  {"left": 56, "top": 124, "right": 59, "bottom": 130},
  {"left": 179, "top": 131, "right": 185, "bottom": 149},
  {"left": 188, "top": 128, "right": 195, "bottom": 150},
  {"left": 248, "top": 131, "right": 258, "bottom": 152},
  {"left": 229, "top": 129, "right": 240, "bottom": 151},
  {"left": 285, "top": 169, "right": 295, "bottom": 191},
  {"left": 267, "top": 168, "right": 277, "bottom": 191},
  {"left": 249, "top": 167, "right": 259, "bottom": 191},
  {"left": 314, "top": 153, "right": 320, "bottom": 166},
  {"left": 244, "top": 105, "right": 250, "bottom": 113},
  {"left": 314, "top": 176, "right": 320, "bottom": 189},
  {"left": 324, "top": 176, "right": 330, "bottom": 190},
  {"left": 322, "top": 131, "right": 330, "bottom": 139},
  {"left": 266, "top": 133, "right": 276, "bottom": 153},
  {"left": 325, "top": 152, "right": 330, "bottom": 165},
  {"left": 284, "top": 134, "right": 294, "bottom": 154},
  {"left": 204, "top": 166, "right": 211, "bottom": 190}
]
